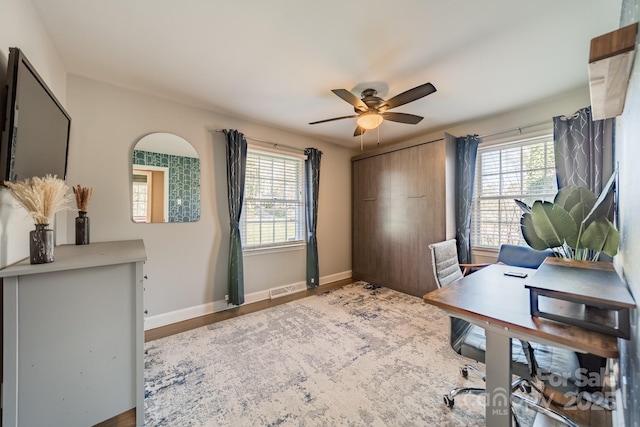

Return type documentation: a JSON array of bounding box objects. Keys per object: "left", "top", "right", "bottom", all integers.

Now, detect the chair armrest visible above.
[{"left": 459, "top": 263, "right": 491, "bottom": 276}]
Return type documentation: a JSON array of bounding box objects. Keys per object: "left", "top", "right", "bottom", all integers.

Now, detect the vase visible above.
[
  {"left": 30, "top": 224, "right": 54, "bottom": 264},
  {"left": 75, "top": 211, "right": 90, "bottom": 245}
]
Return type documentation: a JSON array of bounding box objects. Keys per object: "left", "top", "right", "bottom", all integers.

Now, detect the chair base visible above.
[
  {"left": 443, "top": 372, "right": 580, "bottom": 427},
  {"left": 512, "top": 393, "right": 579, "bottom": 427}
]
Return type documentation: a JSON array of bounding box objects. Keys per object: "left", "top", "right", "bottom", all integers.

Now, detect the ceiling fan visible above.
[{"left": 309, "top": 82, "right": 436, "bottom": 136}]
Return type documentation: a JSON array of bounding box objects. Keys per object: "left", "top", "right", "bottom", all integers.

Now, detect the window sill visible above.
[{"left": 243, "top": 242, "right": 305, "bottom": 256}]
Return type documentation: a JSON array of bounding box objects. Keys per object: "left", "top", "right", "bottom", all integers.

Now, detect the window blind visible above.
[
  {"left": 471, "top": 135, "right": 557, "bottom": 247},
  {"left": 241, "top": 148, "right": 305, "bottom": 249}
]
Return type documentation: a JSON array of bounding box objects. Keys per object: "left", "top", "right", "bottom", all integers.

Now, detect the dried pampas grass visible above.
[
  {"left": 4, "top": 175, "right": 71, "bottom": 224},
  {"left": 72, "top": 185, "right": 93, "bottom": 212}
]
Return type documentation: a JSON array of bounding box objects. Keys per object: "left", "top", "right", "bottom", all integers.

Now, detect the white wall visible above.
[
  {"left": 614, "top": 1, "right": 640, "bottom": 424},
  {"left": 65, "top": 75, "right": 353, "bottom": 326},
  {"left": 0, "top": 0, "right": 70, "bottom": 268}
]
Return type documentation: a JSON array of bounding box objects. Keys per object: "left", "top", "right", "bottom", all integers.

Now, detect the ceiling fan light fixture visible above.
[{"left": 356, "top": 112, "right": 384, "bottom": 130}]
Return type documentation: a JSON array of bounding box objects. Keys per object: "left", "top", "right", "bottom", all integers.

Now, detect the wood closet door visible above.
[
  {"left": 411, "top": 142, "right": 447, "bottom": 295},
  {"left": 382, "top": 147, "right": 411, "bottom": 291},
  {"left": 352, "top": 139, "right": 448, "bottom": 296},
  {"left": 383, "top": 143, "right": 445, "bottom": 296},
  {"left": 352, "top": 154, "right": 386, "bottom": 283}
]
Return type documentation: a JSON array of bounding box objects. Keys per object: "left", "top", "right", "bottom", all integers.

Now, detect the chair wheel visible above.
[
  {"left": 443, "top": 395, "right": 455, "bottom": 408},
  {"left": 460, "top": 367, "right": 468, "bottom": 378}
]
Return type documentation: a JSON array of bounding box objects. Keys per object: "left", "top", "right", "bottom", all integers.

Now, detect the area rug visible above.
[{"left": 144, "top": 282, "right": 530, "bottom": 426}]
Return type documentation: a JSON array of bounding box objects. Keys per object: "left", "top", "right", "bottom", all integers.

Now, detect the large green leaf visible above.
[
  {"left": 583, "top": 189, "right": 614, "bottom": 229},
  {"left": 580, "top": 218, "right": 620, "bottom": 256},
  {"left": 567, "top": 202, "right": 592, "bottom": 228},
  {"left": 565, "top": 202, "right": 592, "bottom": 247},
  {"left": 520, "top": 212, "right": 549, "bottom": 250},
  {"left": 555, "top": 186, "right": 596, "bottom": 214},
  {"left": 583, "top": 168, "right": 617, "bottom": 228},
  {"left": 530, "top": 201, "right": 577, "bottom": 249},
  {"left": 514, "top": 199, "right": 531, "bottom": 214}
]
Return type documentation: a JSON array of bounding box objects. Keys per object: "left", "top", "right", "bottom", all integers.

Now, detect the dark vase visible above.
[
  {"left": 30, "top": 223, "right": 54, "bottom": 264},
  {"left": 75, "top": 211, "right": 90, "bottom": 245}
]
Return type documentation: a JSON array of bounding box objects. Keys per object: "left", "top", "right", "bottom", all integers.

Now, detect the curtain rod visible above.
[
  {"left": 215, "top": 129, "right": 306, "bottom": 153},
  {"left": 478, "top": 120, "right": 551, "bottom": 140}
]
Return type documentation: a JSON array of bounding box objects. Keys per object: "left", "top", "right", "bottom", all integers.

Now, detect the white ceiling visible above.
[{"left": 31, "top": 0, "right": 622, "bottom": 148}]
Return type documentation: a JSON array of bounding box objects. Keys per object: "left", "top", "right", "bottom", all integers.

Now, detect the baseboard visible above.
[{"left": 144, "top": 270, "right": 352, "bottom": 330}]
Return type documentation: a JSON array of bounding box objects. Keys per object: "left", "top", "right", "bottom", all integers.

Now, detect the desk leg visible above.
[{"left": 485, "top": 329, "right": 512, "bottom": 427}]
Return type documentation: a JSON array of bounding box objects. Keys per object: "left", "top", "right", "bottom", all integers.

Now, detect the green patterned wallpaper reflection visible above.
[{"left": 133, "top": 150, "right": 200, "bottom": 222}]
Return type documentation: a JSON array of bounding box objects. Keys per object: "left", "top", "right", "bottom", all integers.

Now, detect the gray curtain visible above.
[
  {"left": 223, "top": 129, "right": 247, "bottom": 306},
  {"left": 304, "top": 148, "right": 322, "bottom": 289},
  {"left": 455, "top": 135, "right": 480, "bottom": 264},
  {"left": 553, "top": 106, "right": 614, "bottom": 194}
]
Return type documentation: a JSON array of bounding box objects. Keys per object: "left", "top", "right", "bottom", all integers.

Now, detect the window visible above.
[
  {"left": 471, "top": 135, "right": 557, "bottom": 248},
  {"left": 132, "top": 170, "right": 152, "bottom": 223},
  {"left": 241, "top": 147, "right": 305, "bottom": 249}
]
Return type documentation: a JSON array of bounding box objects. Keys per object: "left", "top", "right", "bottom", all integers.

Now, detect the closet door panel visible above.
[
  {"left": 383, "top": 148, "right": 411, "bottom": 289},
  {"left": 415, "top": 141, "right": 447, "bottom": 294},
  {"left": 401, "top": 144, "right": 429, "bottom": 294},
  {"left": 352, "top": 155, "right": 384, "bottom": 282}
]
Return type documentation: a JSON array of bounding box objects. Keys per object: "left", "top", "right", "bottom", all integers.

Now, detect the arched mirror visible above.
[{"left": 131, "top": 132, "right": 200, "bottom": 223}]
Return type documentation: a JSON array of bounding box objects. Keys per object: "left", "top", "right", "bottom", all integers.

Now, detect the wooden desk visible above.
[{"left": 423, "top": 263, "right": 619, "bottom": 427}]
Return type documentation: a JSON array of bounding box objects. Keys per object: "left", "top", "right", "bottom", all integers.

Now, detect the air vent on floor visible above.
[{"left": 269, "top": 283, "right": 306, "bottom": 299}]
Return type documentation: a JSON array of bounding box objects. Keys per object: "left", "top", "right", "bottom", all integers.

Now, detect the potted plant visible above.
[
  {"left": 515, "top": 169, "right": 619, "bottom": 261},
  {"left": 4, "top": 175, "right": 70, "bottom": 263}
]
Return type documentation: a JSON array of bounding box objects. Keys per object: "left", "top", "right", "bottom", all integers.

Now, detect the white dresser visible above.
[{"left": 1, "top": 240, "right": 146, "bottom": 427}]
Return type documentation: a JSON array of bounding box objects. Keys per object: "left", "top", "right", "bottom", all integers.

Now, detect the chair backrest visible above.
[
  {"left": 428, "top": 239, "right": 463, "bottom": 288},
  {"left": 496, "top": 244, "right": 554, "bottom": 269}
]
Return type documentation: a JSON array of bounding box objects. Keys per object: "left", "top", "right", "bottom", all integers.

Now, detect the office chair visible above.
[
  {"left": 496, "top": 244, "right": 554, "bottom": 269},
  {"left": 428, "top": 240, "right": 581, "bottom": 427}
]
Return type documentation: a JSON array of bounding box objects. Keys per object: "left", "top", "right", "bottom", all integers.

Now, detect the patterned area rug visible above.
[{"left": 145, "top": 283, "right": 531, "bottom": 426}]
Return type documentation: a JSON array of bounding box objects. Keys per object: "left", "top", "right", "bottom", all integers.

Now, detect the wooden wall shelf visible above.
[{"left": 589, "top": 22, "right": 638, "bottom": 120}]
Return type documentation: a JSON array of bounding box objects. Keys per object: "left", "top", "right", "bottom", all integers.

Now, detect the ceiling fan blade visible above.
[
  {"left": 378, "top": 82, "right": 436, "bottom": 111},
  {"left": 332, "top": 89, "right": 368, "bottom": 111},
  {"left": 309, "top": 114, "right": 358, "bottom": 125},
  {"left": 353, "top": 126, "right": 366, "bottom": 137},
  {"left": 381, "top": 112, "right": 424, "bottom": 125}
]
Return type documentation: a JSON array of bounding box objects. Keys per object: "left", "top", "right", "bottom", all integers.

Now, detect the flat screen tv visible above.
[{"left": 0, "top": 47, "right": 71, "bottom": 183}]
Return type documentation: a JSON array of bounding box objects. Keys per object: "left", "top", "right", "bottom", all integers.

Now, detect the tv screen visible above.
[{"left": 0, "top": 47, "right": 71, "bottom": 183}]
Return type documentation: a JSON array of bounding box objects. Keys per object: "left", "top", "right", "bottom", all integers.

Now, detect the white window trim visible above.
[
  {"left": 241, "top": 145, "right": 306, "bottom": 251},
  {"left": 242, "top": 242, "right": 306, "bottom": 256},
  {"left": 471, "top": 132, "right": 556, "bottom": 248}
]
